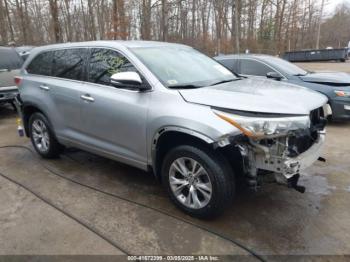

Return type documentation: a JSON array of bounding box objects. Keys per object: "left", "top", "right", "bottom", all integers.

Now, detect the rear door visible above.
[
  {"left": 79, "top": 48, "right": 150, "bottom": 168},
  {"left": 24, "top": 48, "right": 88, "bottom": 141},
  {"left": 48, "top": 48, "right": 89, "bottom": 140}
]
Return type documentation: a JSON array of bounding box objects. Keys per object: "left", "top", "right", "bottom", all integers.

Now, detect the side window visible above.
[
  {"left": 26, "top": 52, "right": 53, "bottom": 76},
  {"left": 87, "top": 48, "right": 137, "bottom": 85},
  {"left": 52, "top": 48, "right": 87, "bottom": 81},
  {"left": 217, "top": 59, "right": 234, "bottom": 71},
  {"left": 240, "top": 59, "right": 273, "bottom": 76}
]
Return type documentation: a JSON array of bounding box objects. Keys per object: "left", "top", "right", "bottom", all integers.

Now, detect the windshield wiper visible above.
[
  {"left": 168, "top": 84, "right": 203, "bottom": 89},
  {"left": 209, "top": 78, "right": 239, "bottom": 86}
]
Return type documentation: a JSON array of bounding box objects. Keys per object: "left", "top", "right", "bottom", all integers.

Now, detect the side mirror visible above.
[
  {"left": 266, "top": 71, "right": 283, "bottom": 81},
  {"left": 110, "top": 71, "right": 144, "bottom": 89}
]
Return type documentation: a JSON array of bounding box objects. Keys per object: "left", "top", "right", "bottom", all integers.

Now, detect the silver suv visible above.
[{"left": 16, "top": 41, "right": 327, "bottom": 218}]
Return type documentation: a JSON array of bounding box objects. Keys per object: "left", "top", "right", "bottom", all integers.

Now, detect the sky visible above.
[{"left": 324, "top": 0, "right": 350, "bottom": 16}]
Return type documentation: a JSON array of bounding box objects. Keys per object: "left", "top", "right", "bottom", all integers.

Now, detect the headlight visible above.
[
  {"left": 334, "top": 90, "right": 350, "bottom": 97},
  {"left": 213, "top": 109, "right": 310, "bottom": 139}
]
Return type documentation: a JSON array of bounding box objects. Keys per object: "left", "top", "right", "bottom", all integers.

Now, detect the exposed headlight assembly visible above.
[{"left": 213, "top": 109, "right": 310, "bottom": 139}]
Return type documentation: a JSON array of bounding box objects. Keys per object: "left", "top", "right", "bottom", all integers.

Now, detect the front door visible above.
[{"left": 79, "top": 48, "right": 150, "bottom": 168}]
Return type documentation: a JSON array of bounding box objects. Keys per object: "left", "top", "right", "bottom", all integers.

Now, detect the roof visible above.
[
  {"left": 32, "top": 40, "right": 190, "bottom": 52},
  {"left": 214, "top": 54, "right": 276, "bottom": 61},
  {"left": 0, "top": 46, "right": 17, "bottom": 51}
]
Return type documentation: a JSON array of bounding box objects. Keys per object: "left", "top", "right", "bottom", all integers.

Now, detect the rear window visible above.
[
  {"left": 26, "top": 51, "right": 53, "bottom": 76},
  {"left": 52, "top": 48, "right": 87, "bottom": 81},
  {"left": 0, "top": 48, "right": 23, "bottom": 70}
]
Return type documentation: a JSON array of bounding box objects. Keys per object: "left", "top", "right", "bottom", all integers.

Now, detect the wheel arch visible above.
[
  {"left": 22, "top": 103, "right": 50, "bottom": 137},
  {"left": 151, "top": 127, "right": 243, "bottom": 182}
]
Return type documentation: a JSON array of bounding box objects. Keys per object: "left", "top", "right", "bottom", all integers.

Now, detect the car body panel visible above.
[
  {"left": 179, "top": 78, "right": 327, "bottom": 115},
  {"left": 299, "top": 72, "right": 350, "bottom": 85},
  {"left": 79, "top": 83, "right": 150, "bottom": 167}
]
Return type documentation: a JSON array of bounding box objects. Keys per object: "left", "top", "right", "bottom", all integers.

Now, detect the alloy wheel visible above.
[
  {"left": 169, "top": 157, "right": 212, "bottom": 209},
  {"left": 31, "top": 119, "right": 50, "bottom": 152}
]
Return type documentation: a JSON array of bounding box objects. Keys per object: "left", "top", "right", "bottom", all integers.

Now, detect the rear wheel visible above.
[
  {"left": 29, "top": 112, "right": 63, "bottom": 158},
  {"left": 161, "top": 145, "right": 234, "bottom": 219}
]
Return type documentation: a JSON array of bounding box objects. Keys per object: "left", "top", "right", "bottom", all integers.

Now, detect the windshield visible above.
[
  {"left": 130, "top": 46, "right": 238, "bottom": 88},
  {"left": 264, "top": 56, "right": 308, "bottom": 76}
]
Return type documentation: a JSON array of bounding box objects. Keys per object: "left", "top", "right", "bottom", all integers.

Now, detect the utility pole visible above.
[{"left": 316, "top": 0, "right": 325, "bottom": 49}]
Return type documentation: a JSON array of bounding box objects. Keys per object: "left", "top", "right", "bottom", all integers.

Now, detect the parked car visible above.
[
  {"left": 214, "top": 54, "right": 350, "bottom": 121},
  {"left": 0, "top": 47, "right": 23, "bottom": 107},
  {"left": 15, "top": 41, "right": 327, "bottom": 218}
]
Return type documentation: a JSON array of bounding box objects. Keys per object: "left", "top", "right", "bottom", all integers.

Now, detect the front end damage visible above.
[
  {"left": 238, "top": 129, "right": 325, "bottom": 192},
  {"left": 216, "top": 107, "right": 327, "bottom": 192}
]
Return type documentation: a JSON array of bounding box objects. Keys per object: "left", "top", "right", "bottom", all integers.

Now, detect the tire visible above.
[
  {"left": 161, "top": 145, "right": 234, "bottom": 219},
  {"left": 29, "top": 112, "right": 63, "bottom": 158}
]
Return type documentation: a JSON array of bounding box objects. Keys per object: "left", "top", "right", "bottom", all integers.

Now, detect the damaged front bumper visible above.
[
  {"left": 255, "top": 131, "right": 325, "bottom": 179},
  {"left": 238, "top": 129, "right": 326, "bottom": 189}
]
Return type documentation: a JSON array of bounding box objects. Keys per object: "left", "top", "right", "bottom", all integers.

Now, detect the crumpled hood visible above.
[
  {"left": 300, "top": 72, "right": 350, "bottom": 85},
  {"left": 179, "top": 78, "right": 327, "bottom": 115}
]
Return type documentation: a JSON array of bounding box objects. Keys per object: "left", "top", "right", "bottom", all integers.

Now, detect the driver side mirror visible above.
[
  {"left": 110, "top": 71, "right": 148, "bottom": 90},
  {"left": 266, "top": 71, "right": 283, "bottom": 81}
]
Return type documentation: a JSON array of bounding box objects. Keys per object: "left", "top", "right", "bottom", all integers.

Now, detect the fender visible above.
[{"left": 149, "top": 125, "right": 215, "bottom": 167}]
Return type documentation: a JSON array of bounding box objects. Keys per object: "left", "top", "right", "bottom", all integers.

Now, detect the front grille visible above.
[
  {"left": 310, "top": 107, "right": 324, "bottom": 127},
  {"left": 287, "top": 107, "right": 326, "bottom": 157}
]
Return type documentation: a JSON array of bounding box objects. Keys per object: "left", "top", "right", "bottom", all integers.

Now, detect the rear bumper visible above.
[{"left": 0, "top": 86, "right": 18, "bottom": 102}]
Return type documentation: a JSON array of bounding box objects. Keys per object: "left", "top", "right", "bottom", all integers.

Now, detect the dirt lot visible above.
[
  {"left": 0, "top": 62, "right": 349, "bottom": 260},
  {"left": 296, "top": 61, "right": 350, "bottom": 73}
]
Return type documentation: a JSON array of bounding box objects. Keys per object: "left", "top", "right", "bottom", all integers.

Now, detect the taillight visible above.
[{"left": 14, "top": 76, "right": 22, "bottom": 86}]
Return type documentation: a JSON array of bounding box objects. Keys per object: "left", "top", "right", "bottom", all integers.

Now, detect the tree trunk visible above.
[
  {"left": 63, "top": 0, "right": 73, "bottom": 41},
  {"left": 141, "top": 0, "right": 151, "bottom": 40},
  {"left": 191, "top": 0, "right": 196, "bottom": 40},
  {"left": 3, "top": 0, "right": 14, "bottom": 42},
  {"left": 112, "top": 0, "right": 118, "bottom": 39},
  {"left": 160, "top": 0, "right": 167, "bottom": 41},
  {"left": 0, "top": 0, "right": 8, "bottom": 44},
  {"left": 49, "top": 0, "right": 61, "bottom": 43},
  {"left": 87, "top": 0, "right": 97, "bottom": 40},
  {"left": 117, "top": 0, "right": 127, "bottom": 39},
  {"left": 15, "top": 0, "right": 27, "bottom": 44}
]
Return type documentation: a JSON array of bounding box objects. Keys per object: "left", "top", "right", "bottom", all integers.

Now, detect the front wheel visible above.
[{"left": 161, "top": 145, "right": 234, "bottom": 219}]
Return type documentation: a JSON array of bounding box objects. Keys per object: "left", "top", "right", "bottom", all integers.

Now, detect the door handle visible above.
[
  {"left": 80, "top": 94, "right": 95, "bottom": 102},
  {"left": 39, "top": 85, "right": 50, "bottom": 91}
]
